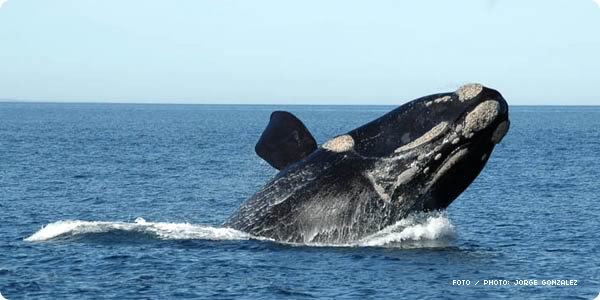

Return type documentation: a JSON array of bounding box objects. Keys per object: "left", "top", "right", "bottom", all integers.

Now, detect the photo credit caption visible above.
[{"left": 452, "top": 279, "right": 578, "bottom": 286}]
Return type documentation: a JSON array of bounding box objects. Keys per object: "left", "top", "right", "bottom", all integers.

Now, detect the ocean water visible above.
[{"left": 0, "top": 103, "right": 599, "bottom": 299}]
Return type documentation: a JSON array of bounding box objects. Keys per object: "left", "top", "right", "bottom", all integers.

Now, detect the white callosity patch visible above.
[
  {"left": 463, "top": 100, "right": 499, "bottom": 138},
  {"left": 425, "top": 95, "right": 451, "bottom": 107},
  {"left": 322, "top": 134, "right": 355, "bottom": 152},
  {"left": 456, "top": 83, "right": 483, "bottom": 102},
  {"left": 394, "top": 122, "right": 448, "bottom": 153},
  {"left": 434, "top": 95, "right": 452, "bottom": 103},
  {"left": 491, "top": 120, "right": 509, "bottom": 144}
]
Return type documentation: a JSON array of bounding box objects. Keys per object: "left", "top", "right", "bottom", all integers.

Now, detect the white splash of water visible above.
[
  {"left": 284, "top": 212, "right": 456, "bottom": 248},
  {"left": 358, "top": 212, "right": 456, "bottom": 247},
  {"left": 26, "top": 213, "right": 455, "bottom": 248},
  {"left": 0, "top": 291, "right": 7, "bottom": 300},
  {"left": 25, "top": 217, "right": 250, "bottom": 242}
]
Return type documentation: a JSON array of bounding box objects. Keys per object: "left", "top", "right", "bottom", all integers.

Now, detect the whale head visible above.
[
  {"left": 228, "top": 83, "right": 510, "bottom": 243},
  {"left": 352, "top": 83, "right": 510, "bottom": 212}
]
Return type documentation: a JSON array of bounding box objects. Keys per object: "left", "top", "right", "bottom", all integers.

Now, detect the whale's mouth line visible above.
[
  {"left": 427, "top": 140, "right": 472, "bottom": 174},
  {"left": 425, "top": 115, "right": 500, "bottom": 177}
]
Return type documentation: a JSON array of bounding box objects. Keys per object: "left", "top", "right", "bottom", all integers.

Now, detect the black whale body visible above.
[{"left": 225, "top": 84, "right": 510, "bottom": 243}]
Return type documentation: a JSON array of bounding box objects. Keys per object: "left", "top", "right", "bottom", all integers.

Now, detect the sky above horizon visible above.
[{"left": 1, "top": 0, "right": 599, "bottom": 105}]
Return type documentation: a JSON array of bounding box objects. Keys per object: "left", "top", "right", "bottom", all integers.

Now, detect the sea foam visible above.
[
  {"left": 358, "top": 212, "right": 455, "bottom": 247},
  {"left": 25, "top": 217, "right": 250, "bottom": 242},
  {"left": 25, "top": 212, "right": 455, "bottom": 248}
]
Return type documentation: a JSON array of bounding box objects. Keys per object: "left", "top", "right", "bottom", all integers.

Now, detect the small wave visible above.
[
  {"left": 26, "top": 213, "right": 455, "bottom": 248},
  {"left": 25, "top": 217, "right": 250, "bottom": 242}
]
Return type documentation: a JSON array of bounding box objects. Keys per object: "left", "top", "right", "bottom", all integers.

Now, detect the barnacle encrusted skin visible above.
[
  {"left": 456, "top": 83, "right": 483, "bottom": 102},
  {"left": 322, "top": 135, "right": 355, "bottom": 152},
  {"left": 394, "top": 122, "right": 448, "bottom": 153},
  {"left": 463, "top": 100, "right": 500, "bottom": 138}
]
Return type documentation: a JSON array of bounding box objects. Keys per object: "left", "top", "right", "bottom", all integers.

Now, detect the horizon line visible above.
[{"left": 1, "top": 99, "right": 599, "bottom": 107}]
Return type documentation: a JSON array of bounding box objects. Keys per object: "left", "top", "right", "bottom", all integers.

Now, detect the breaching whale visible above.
[{"left": 225, "top": 84, "right": 510, "bottom": 244}]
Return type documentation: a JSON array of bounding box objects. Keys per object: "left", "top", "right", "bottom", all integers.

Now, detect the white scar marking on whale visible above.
[
  {"left": 366, "top": 165, "right": 419, "bottom": 204},
  {"left": 322, "top": 134, "right": 354, "bottom": 152},
  {"left": 393, "top": 167, "right": 418, "bottom": 188},
  {"left": 456, "top": 83, "right": 483, "bottom": 102},
  {"left": 463, "top": 100, "right": 499, "bottom": 138},
  {"left": 365, "top": 172, "right": 391, "bottom": 203},
  {"left": 395, "top": 122, "right": 448, "bottom": 153}
]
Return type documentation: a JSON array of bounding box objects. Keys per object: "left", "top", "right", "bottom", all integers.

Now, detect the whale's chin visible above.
[{"left": 425, "top": 140, "right": 494, "bottom": 210}]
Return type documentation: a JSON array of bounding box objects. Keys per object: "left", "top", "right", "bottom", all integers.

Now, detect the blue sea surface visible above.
[{"left": 0, "top": 103, "right": 599, "bottom": 299}]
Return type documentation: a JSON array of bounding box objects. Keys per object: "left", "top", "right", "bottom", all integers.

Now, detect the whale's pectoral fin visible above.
[{"left": 255, "top": 111, "right": 317, "bottom": 170}]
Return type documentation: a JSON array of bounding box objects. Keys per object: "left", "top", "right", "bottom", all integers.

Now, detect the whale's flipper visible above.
[{"left": 255, "top": 111, "right": 317, "bottom": 170}]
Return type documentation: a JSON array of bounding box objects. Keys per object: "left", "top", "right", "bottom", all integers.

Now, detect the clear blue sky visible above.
[{"left": 0, "top": 0, "right": 599, "bottom": 105}]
